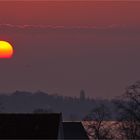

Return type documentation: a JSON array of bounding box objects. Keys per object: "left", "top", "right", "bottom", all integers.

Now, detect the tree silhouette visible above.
[
  {"left": 115, "top": 81, "right": 140, "bottom": 139},
  {"left": 83, "top": 104, "right": 113, "bottom": 139}
]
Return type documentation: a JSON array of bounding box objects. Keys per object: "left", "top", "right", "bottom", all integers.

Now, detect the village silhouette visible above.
[{"left": 0, "top": 81, "right": 140, "bottom": 139}]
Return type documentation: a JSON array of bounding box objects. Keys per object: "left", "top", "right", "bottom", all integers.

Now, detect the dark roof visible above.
[
  {"left": 0, "top": 113, "right": 61, "bottom": 139},
  {"left": 63, "top": 122, "right": 89, "bottom": 139}
]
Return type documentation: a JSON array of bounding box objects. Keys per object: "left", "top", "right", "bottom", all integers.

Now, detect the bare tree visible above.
[
  {"left": 83, "top": 104, "right": 113, "bottom": 139},
  {"left": 115, "top": 81, "right": 140, "bottom": 139}
]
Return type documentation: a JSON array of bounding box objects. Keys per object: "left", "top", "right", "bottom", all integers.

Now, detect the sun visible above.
[{"left": 0, "top": 41, "right": 14, "bottom": 59}]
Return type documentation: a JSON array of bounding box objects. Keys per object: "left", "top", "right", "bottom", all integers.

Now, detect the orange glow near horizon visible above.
[{"left": 0, "top": 41, "right": 14, "bottom": 59}]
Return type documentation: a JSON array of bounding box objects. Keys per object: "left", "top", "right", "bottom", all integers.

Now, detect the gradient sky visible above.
[{"left": 0, "top": 1, "right": 140, "bottom": 98}]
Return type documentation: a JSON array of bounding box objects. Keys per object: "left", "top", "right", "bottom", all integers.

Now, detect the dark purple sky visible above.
[{"left": 0, "top": 1, "right": 140, "bottom": 98}]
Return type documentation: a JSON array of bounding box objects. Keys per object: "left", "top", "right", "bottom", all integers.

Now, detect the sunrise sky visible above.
[{"left": 0, "top": 1, "right": 140, "bottom": 98}]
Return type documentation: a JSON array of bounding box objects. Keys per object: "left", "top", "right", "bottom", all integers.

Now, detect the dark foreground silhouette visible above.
[{"left": 0, "top": 113, "right": 89, "bottom": 139}]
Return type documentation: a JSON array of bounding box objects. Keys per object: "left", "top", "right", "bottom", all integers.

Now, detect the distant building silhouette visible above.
[{"left": 80, "top": 90, "right": 86, "bottom": 101}]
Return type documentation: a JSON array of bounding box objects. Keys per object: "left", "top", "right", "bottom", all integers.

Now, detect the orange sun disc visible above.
[{"left": 0, "top": 41, "right": 14, "bottom": 59}]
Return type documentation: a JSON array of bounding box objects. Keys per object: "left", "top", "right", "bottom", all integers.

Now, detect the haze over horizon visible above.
[{"left": 0, "top": 1, "right": 140, "bottom": 98}]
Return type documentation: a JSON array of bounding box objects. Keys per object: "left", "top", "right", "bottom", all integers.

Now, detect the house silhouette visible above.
[{"left": 0, "top": 113, "right": 89, "bottom": 139}]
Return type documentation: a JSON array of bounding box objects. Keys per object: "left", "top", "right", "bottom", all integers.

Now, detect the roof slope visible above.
[
  {"left": 63, "top": 122, "right": 89, "bottom": 139},
  {"left": 0, "top": 113, "right": 61, "bottom": 139}
]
